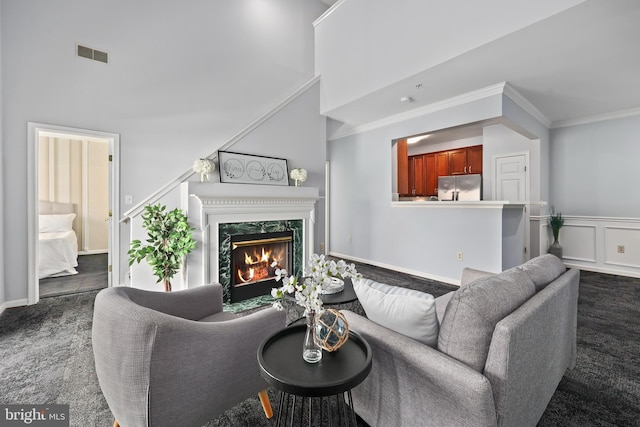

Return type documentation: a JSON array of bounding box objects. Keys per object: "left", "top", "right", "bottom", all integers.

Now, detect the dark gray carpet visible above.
[
  {"left": 39, "top": 253, "right": 108, "bottom": 298},
  {"left": 1, "top": 264, "right": 638, "bottom": 426}
]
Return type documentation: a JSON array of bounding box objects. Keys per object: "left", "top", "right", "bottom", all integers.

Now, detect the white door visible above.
[
  {"left": 494, "top": 152, "right": 530, "bottom": 264},
  {"left": 495, "top": 154, "right": 528, "bottom": 202}
]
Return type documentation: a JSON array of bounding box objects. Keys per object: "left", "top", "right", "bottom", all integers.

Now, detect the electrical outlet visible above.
[
  {"left": 319, "top": 242, "right": 325, "bottom": 251},
  {"left": 617, "top": 245, "right": 625, "bottom": 254},
  {"left": 125, "top": 195, "right": 133, "bottom": 205},
  {"left": 456, "top": 252, "right": 463, "bottom": 261},
  {"left": 348, "top": 235, "right": 352, "bottom": 243}
]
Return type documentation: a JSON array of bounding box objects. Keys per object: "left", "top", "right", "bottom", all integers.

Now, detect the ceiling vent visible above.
[{"left": 76, "top": 44, "right": 109, "bottom": 64}]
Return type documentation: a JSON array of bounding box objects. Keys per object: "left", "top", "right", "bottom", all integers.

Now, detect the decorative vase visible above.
[
  {"left": 549, "top": 239, "right": 563, "bottom": 259},
  {"left": 316, "top": 309, "right": 349, "bottom": 352},
  {"left": 302, "top": 310, "right": 322, "bottom": 363}
]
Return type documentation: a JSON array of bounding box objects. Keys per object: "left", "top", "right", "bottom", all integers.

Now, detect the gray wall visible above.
[
  {"left": 328, "top": 94, "right": 509, "bottom": 282},
  {"left": 550, "top": 115, "right": 640, "bottom": 217},
  {"left": 1, "top": 0, "right": 327, "bottom": 304}
]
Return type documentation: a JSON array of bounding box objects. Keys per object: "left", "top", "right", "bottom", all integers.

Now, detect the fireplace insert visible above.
[{"left": 230, "top": 231, "right": 294, "bottom": 303}]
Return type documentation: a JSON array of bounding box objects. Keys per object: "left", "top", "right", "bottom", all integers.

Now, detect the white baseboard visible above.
[
  {"left": 563, "top": 262, "right": 640, "bottom": 279},
  {"left": 328, "top": 251, "right": 460, "bottom": 286},
  {"left": 78, "top": 250, "right": 108, "bottom": 255},
  {"left": 0, "top": 298, "right": 30, "bottom": 315}
]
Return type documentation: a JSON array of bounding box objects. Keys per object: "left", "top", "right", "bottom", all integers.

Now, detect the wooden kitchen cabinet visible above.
[
  {"left": 445, "top": 145, "right": 483, "bottom": 175},
  {"left": 425, "top": 153, "right": 437, "bottom": 196},
  {"left": 397, "top": 140, "right": 409, "bottom": 196},
  {"left": 449, "top": 149, "right": 468, "bottom": 175},
  {"left": 408, "top": 154, "right": 426, "bottom": 196},
  {"left": 398, "top": 143, "right": 482, "bottom": 197},
  {"left": 435, "top": 152, "right": 450, "bottom": 178},
  {"left": 467, "top": 145, "right": 483, "bottom": 174}
]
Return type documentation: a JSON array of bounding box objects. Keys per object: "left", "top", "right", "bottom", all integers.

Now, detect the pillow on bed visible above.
[{"left": 39, "top": 214, "right": 76, "bottom": 233}]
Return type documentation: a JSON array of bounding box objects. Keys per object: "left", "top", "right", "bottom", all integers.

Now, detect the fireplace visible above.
[
  {"left": 230, "top": 231, "right": 293, "bottom": 303},
  {"left": 181, "top": 181, "right": 319, "bottom": 302}
]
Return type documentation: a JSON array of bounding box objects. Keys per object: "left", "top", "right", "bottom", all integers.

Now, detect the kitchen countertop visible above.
[{"left": 391, "top": 199, "right": 525, "bottom": 208}]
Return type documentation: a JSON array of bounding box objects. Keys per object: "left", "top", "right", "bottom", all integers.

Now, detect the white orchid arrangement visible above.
[
  {"left": 193, "top": 158, "right": 215, "bottom": 182},
  {"left": 271, "top": 254, "right": 361, "bottom": 315}
]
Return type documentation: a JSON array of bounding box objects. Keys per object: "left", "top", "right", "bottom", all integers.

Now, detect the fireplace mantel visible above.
[{"left": 180, "top": 182, "right": 320, "bottom": 290}]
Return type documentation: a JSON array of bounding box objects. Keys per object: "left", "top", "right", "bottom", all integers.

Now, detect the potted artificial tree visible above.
[
  {"left": 548, "top": 206, "right": 564, "bottom": 259},
  {"left": 128, "top": 203, "right": 196, "bottom": 292}
]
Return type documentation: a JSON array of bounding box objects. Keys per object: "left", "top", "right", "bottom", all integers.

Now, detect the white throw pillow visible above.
[
  {"left": 352, "top": 277, "right": 439, "bottom": 347},
  {"left": 39, "top": 214, "right": 76, "bottom": 233}
]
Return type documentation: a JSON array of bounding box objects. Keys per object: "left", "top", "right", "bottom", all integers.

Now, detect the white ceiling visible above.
[{"left": 323, "top": 0, "right": 640, "bottom": 129}]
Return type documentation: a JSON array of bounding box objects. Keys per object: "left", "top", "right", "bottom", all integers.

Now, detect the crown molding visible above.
[
  {"left": 551, "top": 107, "right": 640, "bottom": 129},
  {"left": 313, "top": 0, "right": 348, "bottom": 27},
  {"left": 328, "top": 82, "right": 508, "bottom": 141},
  {"left": 502, "top": 83, "right": 552, "bottom": 128}
]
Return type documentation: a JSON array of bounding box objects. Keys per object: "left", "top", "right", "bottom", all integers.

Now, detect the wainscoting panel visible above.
[
  {"left": 552, "top": 216, "right": 640, "bottom": 278},
  {"left": 561, "top": 223, "right": 597, "bottom": 263},
  {"left": 604, "top": 226, "right": 640, "bottom": 269}
]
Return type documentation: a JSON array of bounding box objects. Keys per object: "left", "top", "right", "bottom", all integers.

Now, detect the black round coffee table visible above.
[
  {"left": 320, "top": 278, "right": 358, "bottom": 306},
  {"left": 258, "top": 324, "right": 372, "bottom": 426}
]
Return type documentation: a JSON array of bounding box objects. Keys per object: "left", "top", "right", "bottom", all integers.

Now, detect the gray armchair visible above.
[{"left": 92, "top": 283, "right": 285, "bottom": 427}]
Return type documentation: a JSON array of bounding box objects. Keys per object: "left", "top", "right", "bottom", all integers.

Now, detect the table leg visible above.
[
  {"left": 258, "top": 389, "right": 273, "bottom": 418},
  {"left": 290, "top": 395, "right": 297, "bottom": 427},
  {"left": 348, "top": 390, "right": 357, "bottom": 426},
  {"left": 276, "top": 391, "right": 286, "bottom": 427}
]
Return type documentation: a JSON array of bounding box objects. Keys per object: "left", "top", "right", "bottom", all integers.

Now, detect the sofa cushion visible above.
[
  {"left": 352, "top": 278, "right": 439, "bottom": 347},
  {"left": 460, "top": 267, "right": 496, "bottom": 287},
  {"left": 513, "top": 254, "right": 566, "bottom": 291},
  {"left": 437, "top": 271, "right": 535, "bottom": 371}
]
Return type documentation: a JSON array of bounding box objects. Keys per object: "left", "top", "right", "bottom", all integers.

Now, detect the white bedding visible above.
[{"left": 39, "top": 230, "right": 79, "bottom": 278}]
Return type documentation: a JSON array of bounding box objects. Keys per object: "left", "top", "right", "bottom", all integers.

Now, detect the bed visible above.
[{"left": 39, "top": 201, "right": 79, "bottom": 279}]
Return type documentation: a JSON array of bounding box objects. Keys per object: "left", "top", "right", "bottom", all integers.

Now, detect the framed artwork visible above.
[{"left": 218, "top": 151, "right": 289, "bottom": 186}]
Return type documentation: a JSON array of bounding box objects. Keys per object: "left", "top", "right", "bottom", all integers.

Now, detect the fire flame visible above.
[{"left": 236, "top": 244, "right": 286, "bottom": 285}]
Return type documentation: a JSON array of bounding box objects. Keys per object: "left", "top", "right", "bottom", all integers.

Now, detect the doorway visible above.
[{"left": 27, "top": 123, "right": 120, "bottom": 304}]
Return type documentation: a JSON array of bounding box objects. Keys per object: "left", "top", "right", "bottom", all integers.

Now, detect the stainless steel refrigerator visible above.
[{"left": 437, "top": 174, "right": 482, "bottom": 201}]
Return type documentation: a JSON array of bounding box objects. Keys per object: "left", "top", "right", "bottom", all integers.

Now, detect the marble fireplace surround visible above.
[{"left": 181, "top": 182, "right": 320, "bottom": 300}]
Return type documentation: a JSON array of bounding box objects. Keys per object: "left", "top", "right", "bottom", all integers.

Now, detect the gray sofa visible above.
[
  {"left": 92, "top": 283, "right": 285, "bottom": 427},
  {"left": 342, "top": 254, "right": 579, "bottom": 427}
]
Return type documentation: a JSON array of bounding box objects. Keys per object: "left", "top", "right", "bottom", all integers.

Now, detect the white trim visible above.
[
  {"left": 502, "top": 83, "right": 551, "bottom": 128},
  {"left": 0, "top": 298, "right": 30, "bottom": 314},
  {"left": 547, "top": 215, "right": 640, "bottom": 279},
  {"left": 551, "top": 106, "right": 640, "bottom": 129},
  {"left": 313, "top": 0, "right": 347, "bottom": 27},
  {"left": 328, "top": 82, "right": 508, "bottom": 141},
  {"left": 79, "top": 250, "right": 109, "bottom": 256},
  {"left": 325, "top": 161, "right": 331, "bottom": 255},
  {"left": 561, "top": 223, "right": 597, "bottom": 263},
  {"left": 122, "top": 76, "right": 321, "bottom": 221},
  {"left": 328, "top": 251, "right": 460, "bottom": 287},
  {"left": 28, "top": 122, "right": 120, "bottom": 305},
  {"left": 391, "top": 200, "right": 522, "bottom": 209},
  {"left": 326, "top": 82, "right": 555, "bottom": 141},
  {"left": 81, "top": 139, "right": 89, "bottom": 252},
  {"left": 560, "top": 215, "right": 640, "bottom": 223},
  {"left": 181, "top": 182, "right": 320, "bottom": 290},
  {"left": 564, "top": 262, "right": 640, "bottom": 279}
]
